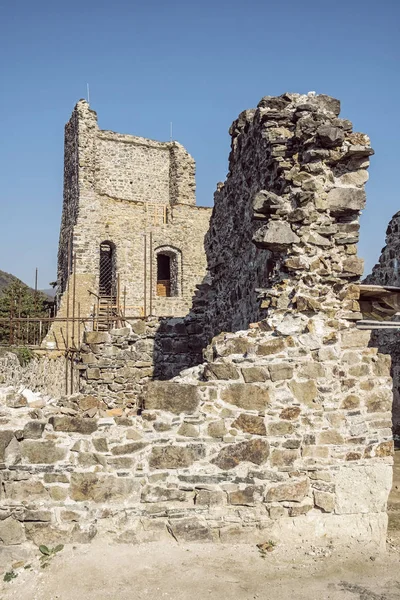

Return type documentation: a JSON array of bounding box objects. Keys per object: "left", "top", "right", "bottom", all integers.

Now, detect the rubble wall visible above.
[
  {"left": 365, "top": 212, "right": 400, "bottom": 438},
  {"left": 0, "top": 351, "right": 67, "bottom": 398}
]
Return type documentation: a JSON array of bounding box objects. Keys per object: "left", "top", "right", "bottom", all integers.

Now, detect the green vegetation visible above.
[{"left": 0, "top": 279, "right": 50, "bottom": 346}]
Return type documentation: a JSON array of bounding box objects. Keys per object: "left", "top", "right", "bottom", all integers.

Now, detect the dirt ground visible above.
[{"left": 0, "top": 536, "right": 399, "bottom": 600}]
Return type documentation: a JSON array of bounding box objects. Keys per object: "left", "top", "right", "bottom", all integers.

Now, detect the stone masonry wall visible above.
[
  {"left": 51, "top": 100, "right": 211, "bottom": 349},
  {"left": 77, "top": 318, "right": 204, "bottom": 408},
  {"left": 0, "top": 351, "right": 68, "bottom": 399},
  {"left": 365, "top": 211, "right": 400, "bottom": 439}
]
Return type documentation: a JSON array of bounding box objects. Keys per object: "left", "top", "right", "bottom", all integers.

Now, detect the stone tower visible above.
[{"left": 47, "top": 100, "right": 211, "bottom": 347}]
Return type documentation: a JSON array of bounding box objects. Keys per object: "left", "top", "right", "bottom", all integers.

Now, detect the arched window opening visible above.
[
  {"left": 99, "top": 242, "right": 116, "bottom": 299},
  {"left": 155, "top": 246, "right": 181, "bottom": 297},
  {"left": 157, "top": 254, "right": 172, "bottom": 297}
]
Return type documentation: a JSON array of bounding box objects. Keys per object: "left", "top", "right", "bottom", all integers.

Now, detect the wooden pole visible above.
[
  {"left": 143, "top": 234, "right": 147, "bottom": 317},
  {"left": 149, "top": 231, "right": 153, "bottom": 316}
]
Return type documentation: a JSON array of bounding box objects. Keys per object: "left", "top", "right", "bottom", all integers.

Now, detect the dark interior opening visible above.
[
  {"left": 99, "top": 242, "right": 115, "bottom": 297},
  {"left": 157, "top": 254, "right": 171, "bottom": 297}
]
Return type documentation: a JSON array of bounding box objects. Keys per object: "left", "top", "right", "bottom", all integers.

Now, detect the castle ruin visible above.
[{"left": 0, "top": 93, "right": 396, "bottom": 555}]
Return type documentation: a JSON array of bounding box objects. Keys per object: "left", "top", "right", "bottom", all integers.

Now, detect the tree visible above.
[{"left": 0, "top": 280, "right": 49, "bottom": 346}]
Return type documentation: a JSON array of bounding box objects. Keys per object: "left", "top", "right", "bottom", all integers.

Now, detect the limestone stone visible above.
[
  {"left": 221, "top": 383, "right": 270, "bottom": 411},
  {"left": 21, "top": 440, "right": 67, "bottom": 464},
  {"left": 70, "top": 473, "right": 137, "bottom": 502},
  {"left": 268, "top": 422, "right": 294, "bottom": 436},
  {"left": 207, "top": 421, "right": 227, "bottom": 438},
  {"left": 335, "top": 465, "right": 392, "bottom": 514},
  {"left": 23, "top": 421, "right": 45, "bottom": 439},
  {"left": 280, "top": 406, "right": 301, "bottom": 420},
  {"left": 241, "top": 366, "right": 269, "bottom": 382},
  {"left": 265, "top": 479, "right": 309, "bottom": 502},
  {"left": 145, "top": 382, "right": 200, "bottom": 414},
  {"left": 0, "top": 517, "right": 26, "bottom": 545},
  {"left": 289, "top": 380, "right": 319, "bottom": 407},
  {"left": 231, "top": 414, "right": 266, "bottom": 436},
  {"left": 204, "top": 362, "right": 240, "bottom": 380},
  {"left": 0, "top": 431, "right": 14, "bottom": 461},
  {"left": 212, "top": 439, "right": 270, "bottom": 470},
  {"left": 111, "top": 442, "right": 148, "bottom": 455},
  {"left": 270, "top": 449, "right": 298, "bottom": 467},
  {"left": 326, "top": 187, "right": 366, "bottom": 215},
  {"left": 314, "top": 491, "right": 335, "bottom": 512},
  {"left": 228, "top": 486, "right": 256, "bottom": 506},
  {"left": 318, "top": 430, "right": 344, "bottom": 445},
  {"left": 149, "top": 446, "right": 204, "bottom": 469},
  {"left": 253, "top": 221, "right": 300, "bottom": 251},
  {"left": 169, "top": 517, "right": 213, "bottom": 542},
  {"left": 256, "top": 338, "right": 286, "bottom": 356},
  {"left": 177, "top": 423, "right": 199, "bottom": 438},
  {"left": 141, "top": 486, "right": 186, "bottom": 503},
  {"left": 49, "top": 416, "right": 98, "bottom": 434},
  {"left": 268, "top": 363, "right": 294, "bottom": 381}
]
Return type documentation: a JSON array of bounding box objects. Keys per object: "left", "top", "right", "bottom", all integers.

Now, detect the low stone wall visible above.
[
  {"left": 78, "top": 317, "right": 206, "bottom": 408},
  {"left": 0, "top": 321, "right": 393, "bottom": 552},
  {"left": 0, "top": 350, "right": 67, "bottom": 398}
]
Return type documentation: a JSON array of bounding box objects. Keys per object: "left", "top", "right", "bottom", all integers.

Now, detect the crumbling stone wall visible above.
[
  {"left": 365, "top": 212, "right": 400, "bottom": 438},
  {"left": 0, "top": 351, "right": 68, "bottom": 398}
]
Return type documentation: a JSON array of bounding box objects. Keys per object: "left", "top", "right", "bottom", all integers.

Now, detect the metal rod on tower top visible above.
[
  {"left": 170, "top": 122, "right": 173, "bottom": 142},
  {"left": 87, "top": 83, "right": 90, "bottom": 104}
]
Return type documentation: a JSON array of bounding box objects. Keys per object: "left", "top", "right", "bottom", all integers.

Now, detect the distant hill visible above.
[
  {"left": 0, "top": 269, "right": 26, "bottom": 296},
  {"left": 0, "top": 269, "right": 54, "bottom": 299}
]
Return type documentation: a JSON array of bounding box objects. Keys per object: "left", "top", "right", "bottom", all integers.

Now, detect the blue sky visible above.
[{"left": 0, "top": 0, "right": 399, "bottom": 288}]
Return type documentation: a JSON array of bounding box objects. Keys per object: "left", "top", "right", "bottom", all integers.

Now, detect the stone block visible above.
[
  {"left": 265, "top": 478, "right": 309, "bottom": 502},
  {"left": 342, "top": 257, "right": 364, "bottom": 275},
  {"left": 314, "top": 491, "right": 335, "bottom": 512},
  {"left": 141, "top": 486, "right": 186, "bottom": 503},
  {"left": 253, "top": 221, "right": 300, "bottom": 251},
  {"left": 334, "top": 465, "right": 392, "bottom": 514},
  {"left": 111, "top": 442, "right": 148, "bottom": 455},
  {"left": 149, "top": 445, "right": 205, "bottom": 469},
  {"left": 70, "top": 473, "right": 137, "bottom": 502},
  {"left": 256, "top": 338, "right": 286, "bottom": 356},
  {"left": 23, "top": 421, "right": 46, "bottom": 439},
  {"left": 195, "top": 490, "right": 225, "bottom": 506},
  {"left": 49, "top": 416, "right": 98, "bottom": 434},
  {"left": 84, "top": 331, "right": 111, "bottom": 344},
  {"left": 145, "top": 381, "right": 200, "bottom": 414},
  {"left": 21, "top": 440, "right": 67, "bottom": 464},
  {"left": 3, "top": 480, "right": 49, "bottom": 500},
  {"left": 280, "top": 406, "right": 301, "bottom": 420},
  {"left": 204, "top": 362, "right": 240, "bottom": 381},
  {"left": 168, "top": 517, "right": 213, "bottom": 542},
  {"left": 207, "top": 420, "right": 227, "bottom": 438},
  {"left": 365, "top": 391, "right": 392, "bottom": 413},
  {"left": 340, "top": 329, "right": 371, "bottom": 348},
  {"left": 221, "top": 383, "right": 270, "bottom": 411},
  {"left": 326, "top": 187, "right": 366, "bottom": 215},
  {"left": 0, "top": 517, "right": 26, "bottom": 545},
  {"left": 289, "top": 380, "right": 319, "bottom": 407},
  {"left": 318, "top": 430, "right": 344, "bottom": 445},
  {"left": 228, "top": 486, "right": 256, "bottom": 506},
  {"left": 212, "top": 439, "right": 269, "bottom": 470},
  {"left": 241, "top": 366, "right": 269, "bottom": 383},
  {"left": 0, "top": 431, "right": 14, "bottom": 461},
  {"left": 86, "top": 368, "right": 101, "bottom": 380},
  {"left": 270, "top": 449, "right": 298, "bottom": 467},
  {"left": 177, "top": 423, "right": 199, "bottom": 438},
  {"left": 268, "top": 421, "right": 294, "bottom": 436},
  {"left": 231, "top": 414, "right": 266, "bottom": 436},
  {"left": 268, "top": 363, "right": 293, "bottom": 381}
]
